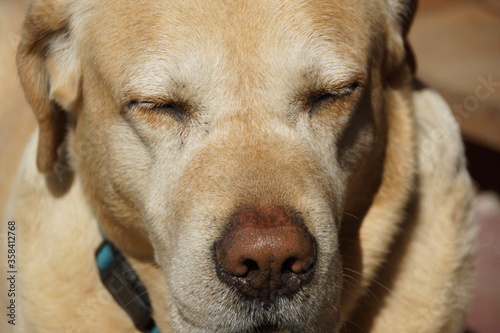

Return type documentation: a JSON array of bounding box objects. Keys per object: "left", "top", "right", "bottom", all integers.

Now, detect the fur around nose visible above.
[{"left": 215, "top": 207, "right": 316, "bottom": 301}]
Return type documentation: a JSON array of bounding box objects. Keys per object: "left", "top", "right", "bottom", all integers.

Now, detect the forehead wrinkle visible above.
[
  {"left": 79, "top": 0, "right": 374, "bottom": 108},
  {"left": 73, "top": 0, "right": 230, "bottom": 94},
  {"left": 209, "top": 1, "right": 371, "bottom": 94}
]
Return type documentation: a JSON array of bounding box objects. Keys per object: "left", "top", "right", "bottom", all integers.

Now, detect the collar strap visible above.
[{"left": 95, "top": 240, "right": 160, "bottom": 333}]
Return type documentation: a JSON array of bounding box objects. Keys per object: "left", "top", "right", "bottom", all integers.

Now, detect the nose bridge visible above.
[
  {"left": 224, "top": 115, "right": 295, "bottom": 177},
  {"left": 192, "top": 112, "right": 305, "bottom": 207}
]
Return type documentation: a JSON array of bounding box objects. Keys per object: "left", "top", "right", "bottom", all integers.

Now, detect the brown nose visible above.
[{"left": 215, "top": 207, "right": 316, "bottom": 301}]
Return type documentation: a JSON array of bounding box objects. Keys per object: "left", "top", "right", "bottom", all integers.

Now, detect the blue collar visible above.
[{"left": 95, "top": 240, "right": 160, "bottom": 333}]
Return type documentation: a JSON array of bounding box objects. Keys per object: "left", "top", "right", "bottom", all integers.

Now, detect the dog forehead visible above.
[{"left": 75, "top": 0, "right": 381, "bottom": 98}]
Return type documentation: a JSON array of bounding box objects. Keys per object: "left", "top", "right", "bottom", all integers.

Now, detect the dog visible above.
[{"left": 0, "top": 0, "right": 475, "bottom": 332}]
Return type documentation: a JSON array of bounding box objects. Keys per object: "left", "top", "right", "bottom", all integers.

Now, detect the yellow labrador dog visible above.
[{"left": 1, "top": 0, "right": 475, "bottom": 332}]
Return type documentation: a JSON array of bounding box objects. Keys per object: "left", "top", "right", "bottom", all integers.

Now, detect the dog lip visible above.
[{"left": 252, "top": 324, "right": 284, "bottom": 333}]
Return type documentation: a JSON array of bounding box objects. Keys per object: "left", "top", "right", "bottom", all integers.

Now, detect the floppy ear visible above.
[
  {"left": 388, "top": 0, "right": 418, "bottom": 36},
  {"left": 386, "top": 0, "right": 418, "bottom": 74},
  {"left": 17, "top": 0, "right": 81, "bottom": 173}
]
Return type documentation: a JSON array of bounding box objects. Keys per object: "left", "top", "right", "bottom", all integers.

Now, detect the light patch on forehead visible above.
[
  {"left": 75, "top": 0, "right": 373, "bottom": 103},
  {"left": 120, "top": 48, "right": 230, "bottom": 104},
  {"left": 120, "top": 48, "right": 364, "bottom": 97}
]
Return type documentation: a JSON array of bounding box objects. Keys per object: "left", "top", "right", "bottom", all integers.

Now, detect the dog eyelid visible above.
[
  {"left": 124, "top": 100, "right": 188, "bottom": 121},
  {"left": 308, "top": 81, "right": 363, "bottom": 114},
  {"left": 325, "top": 81, "right": 363, "bottom": 98}
]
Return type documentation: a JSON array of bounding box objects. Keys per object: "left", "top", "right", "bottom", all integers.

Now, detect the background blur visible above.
[{"left": 411, "top": 1, "right": 500, "bottom": 332}]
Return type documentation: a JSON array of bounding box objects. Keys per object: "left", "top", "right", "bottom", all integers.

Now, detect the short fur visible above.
[{"left": 1, "top": 0, "right": 474, "bottom": 332}]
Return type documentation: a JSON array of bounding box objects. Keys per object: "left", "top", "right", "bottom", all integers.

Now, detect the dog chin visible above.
[{"left": 173, "top": 294, "right": 338, "bottom": 333}]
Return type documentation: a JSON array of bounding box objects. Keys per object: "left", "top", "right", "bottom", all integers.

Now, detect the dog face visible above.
[{"left": 18, "top": 0, "right": 416, "bottom": 331}]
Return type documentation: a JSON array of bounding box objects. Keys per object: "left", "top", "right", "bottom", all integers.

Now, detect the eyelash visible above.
[
  {"left": 125, "top": 100, "right": 188, "bottom": 121},
  {"left": 309, "top": 82, "right": 363, "bottom": 114},
  {"left": 125, "top": 81, "right": 362, "bottom": 119}
]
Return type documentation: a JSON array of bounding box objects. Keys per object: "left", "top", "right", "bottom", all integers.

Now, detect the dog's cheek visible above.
[{"left": 69, "top": 106, "right": 157, "bottom": 258}]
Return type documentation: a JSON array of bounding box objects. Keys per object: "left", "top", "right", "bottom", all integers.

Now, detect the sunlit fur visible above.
[{"left": 1, "top": 0, "right": 474, "bottom": 332}]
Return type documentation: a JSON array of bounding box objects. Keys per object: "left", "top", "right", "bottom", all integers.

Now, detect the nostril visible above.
[
  {"left": 229, "top": 259, "right": 260, "bottom": 278},
  {"left": 281, "top": 258, "right": 295, "bottom": 275},
  {"left": 282, "top": 257, "right": 315, "bottom": 275},
  {"left": 243, "top": 259, "right": 259, "bottom": 275}
]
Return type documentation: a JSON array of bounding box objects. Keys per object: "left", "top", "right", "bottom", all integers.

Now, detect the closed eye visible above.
[
  {"left": 125, "top": 100, "right": 189, "bottom": 121},
  {"left": 309, "top": 81, "right": 363, "bottom": 114}
]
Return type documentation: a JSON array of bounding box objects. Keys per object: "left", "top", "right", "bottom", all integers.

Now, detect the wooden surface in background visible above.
[{"left": 411, "top": 0, "right": 500, "bottom": 152}]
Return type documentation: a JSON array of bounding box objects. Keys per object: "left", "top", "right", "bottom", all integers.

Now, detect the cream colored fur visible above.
[{"left": 1, "top": 0, "right": 474, "bottom": 332}]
